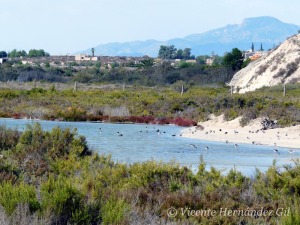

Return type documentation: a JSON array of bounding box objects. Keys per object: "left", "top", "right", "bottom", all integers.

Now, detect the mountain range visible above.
[{"left": 79, "top": 16, "right": 300, "bottom": 57}]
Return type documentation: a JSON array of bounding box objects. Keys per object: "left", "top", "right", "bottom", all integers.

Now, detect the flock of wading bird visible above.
[
  {"left": 182, "top": 125, "right": 298, "bottom": 156},
  {"left": 97, "top": 125, "right": 298, "bottom": 156}
]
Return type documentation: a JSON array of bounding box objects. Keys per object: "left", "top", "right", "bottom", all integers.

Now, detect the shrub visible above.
[
  {"left": 273, "top": 68, "right": 286, "bottom": 78},
  {"left": 41, "top": 176, "right": 83, "bottom": 224},
  {"left": 0, "top": 126, "right": 21, "bottom": 151},
  {"left": 0, "top": 182, "right": 39, "bottom": 215},
  {"left": 14, "top": 123, "right": 91, "bottom": 177},
  {"left": 239, "top": 109, "right": 258, "bottom": 127},
  {"left": 101, "top": 197, "right": 129, "bottom": 225},
  {"left": 57, "top": 106, "right": 87, "bottom": 121},
  {"left": 270, "top": 65, "right": 278, "bottom": 72},
  {"left": 223, "top": 108, "right": 238, "bottom": 121},
  {"left": 256, "top": 64, "right": 268, "bottom": 74}
]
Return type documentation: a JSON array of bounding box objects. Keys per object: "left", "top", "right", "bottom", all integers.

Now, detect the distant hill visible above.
[
  {"left": 229, "top": 33, "right": 300, "bottom": 93},
  {"left": 79, "top": 16, "right": 300, "bottom": 57}
]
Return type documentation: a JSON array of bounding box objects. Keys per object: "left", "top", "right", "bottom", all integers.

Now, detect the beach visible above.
[{"left": 182, "top": 115, "right": 300, "bottom": 149}]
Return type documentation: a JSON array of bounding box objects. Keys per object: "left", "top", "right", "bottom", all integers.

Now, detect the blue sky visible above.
[{"left": 1, "top": 0, "right": 299, "bottom": 55}]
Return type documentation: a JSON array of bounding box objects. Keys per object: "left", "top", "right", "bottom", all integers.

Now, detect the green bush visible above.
[
  {"left": 0, "top": 125, "right": 21, "bottom": 151},
  {"left": 101, "top": 197, "right": 129, "bottom": 225},
  {"left": 0, "top": 182, "right": 39, "bottom": 215}
]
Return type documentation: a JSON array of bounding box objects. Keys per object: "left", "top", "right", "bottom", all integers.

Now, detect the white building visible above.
[
  {"left": 75, "top": 54, "right": 99, "bottom": 61},
  {"left": 0, "top": 58, "right": 7, "bottom": 64}
]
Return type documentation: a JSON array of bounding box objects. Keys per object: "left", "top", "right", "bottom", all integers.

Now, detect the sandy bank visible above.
[{"left": 181, "top": 115, "right": 300, "bottom": 149}]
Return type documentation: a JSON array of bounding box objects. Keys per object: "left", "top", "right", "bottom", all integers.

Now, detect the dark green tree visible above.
[
  {"left": 260, "top": 43, "right": 263, "bottom": 51},
  {"left": 196, "top": 55, "right": 210, "bottom": 65},
  {"left": 222, "top": 48, "right": 244, "bottom": 71},
  {"left": 158, "top": 45, "right": 177, "bottom": 60},
  {"left": 139, "top": 58, "right": 154, "bottom": 68},
  {"left": 176, "top": 49, "right": 183, "bottom": 59},
  {"left": 212, "top": 55, "right": 223, "bottom": 66},
  {"left": 28, "top": 49, "right": 50, "bottom": 57},
  {"left": 8, "top": 49, "right": 27, "bottom": 58},
  {"left": 0, "top": 51, "right": 7, "bottom": 58},
  {"left": 182, "top": 48, "right": 191, "bottom": 59}
]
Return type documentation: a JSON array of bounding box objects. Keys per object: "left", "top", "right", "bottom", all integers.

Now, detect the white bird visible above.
[
  {"left": 205, "top": 146, "right": 209, "bottom": 151},
  {"left": 190, "top": 144, "right": 197, "bottom": 149}
]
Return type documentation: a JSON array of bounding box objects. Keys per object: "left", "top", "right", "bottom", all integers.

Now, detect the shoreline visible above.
[
  {"left": 4, "top": 114, "right": 197, "bottom": 127},
  {"left": 181, "top": 115, "right": 300, "bottom": 149},
  {"left": 0, "top": 116, "right": 195, "bottom": 127}
]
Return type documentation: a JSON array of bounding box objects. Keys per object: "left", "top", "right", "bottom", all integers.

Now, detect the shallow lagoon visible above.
[{"left": 1, "top": 118, "right": 299, "bottom": 176}]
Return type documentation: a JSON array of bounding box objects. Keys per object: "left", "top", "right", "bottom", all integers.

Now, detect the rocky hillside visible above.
[{"left": 229, "top": 34, "right": 300, "bottom": 93}]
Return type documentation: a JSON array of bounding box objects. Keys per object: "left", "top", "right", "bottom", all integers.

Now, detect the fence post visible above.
[{"left": 73, "top": 82, "right": 77, "bottom": 92}]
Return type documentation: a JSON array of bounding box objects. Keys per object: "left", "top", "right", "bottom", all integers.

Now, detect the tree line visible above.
[
  {"left": 0, "top": 47, "right": 248, "bottom": 86},
  {"left": 158, "top": 45, "right": 249, "bottom": 71},
  {"left": 158, "top": 45, "right": 195, "bottom": 60},
  {"left": 0, "top": 49, "right": 50, "bottom": 58}
]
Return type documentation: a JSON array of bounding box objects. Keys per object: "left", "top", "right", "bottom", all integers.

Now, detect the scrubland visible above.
[{"left": 0, "top": 124, "right": 300, "bottom": 224}]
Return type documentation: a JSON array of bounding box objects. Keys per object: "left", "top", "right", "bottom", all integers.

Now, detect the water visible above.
[{"left": 1, "top": 118, "right": 299, "bottom": 177}]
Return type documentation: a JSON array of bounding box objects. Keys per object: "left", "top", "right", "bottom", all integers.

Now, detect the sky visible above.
[{"left": 1, "top": 0, "right": 300, "bottom": 55}]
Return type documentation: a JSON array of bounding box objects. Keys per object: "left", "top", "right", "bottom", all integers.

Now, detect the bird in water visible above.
[
  {"left": 288, "top": 149, "right": 295, "bottom": 154},
  {"left": 273, "top": 149, "right": 280, "bottom": 155}
]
